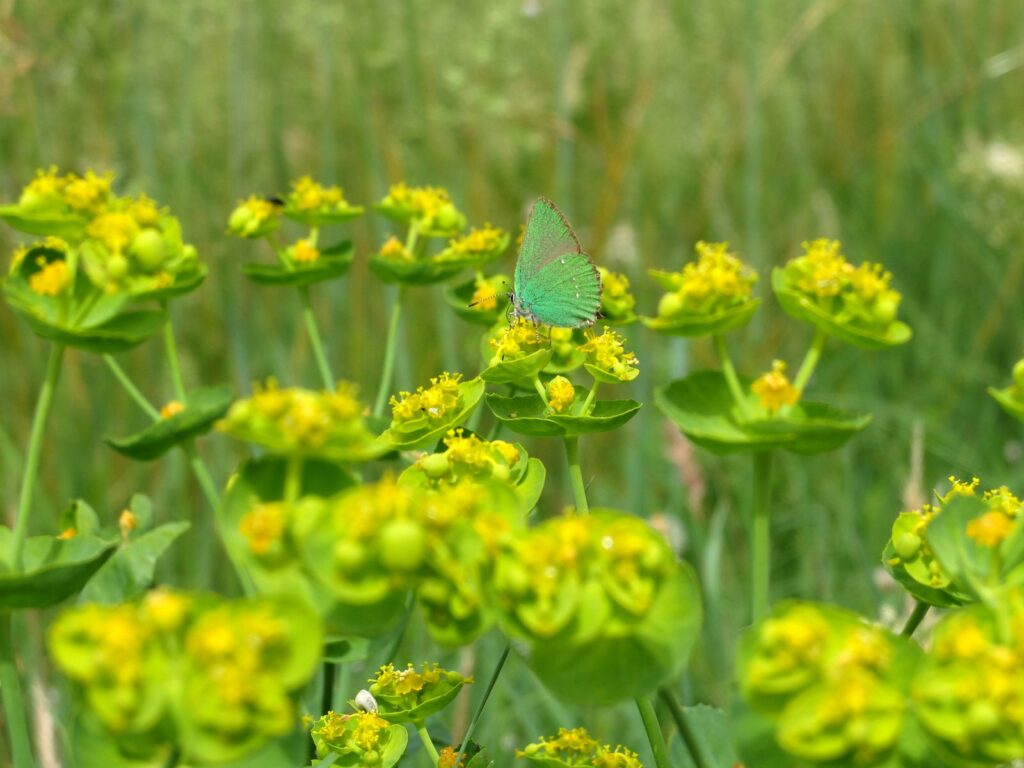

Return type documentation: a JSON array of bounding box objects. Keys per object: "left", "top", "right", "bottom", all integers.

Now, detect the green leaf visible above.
[
  {"left": 528, "top": 560, "right": 702, "bottom": 706},
  {"left": 0, "top": 203, "right": 86, "bottom": 238},
  {"left": 671, "top": 704, "right": 740, "bottom": 768},
  {"left": 485, "top": 391, "right": 641, "bottom": 437},
  {"left": 655, "top": 371, "right": 872, "bottom": 455},
  {"left": 369, "top": 252, "right": 498, "bottom": 285},
  {"left": 772, "top": 268, "right": 912, "bottom": 349},
  {"left": 135, "top": 263, "right": 208, "bottom": 302},
  {"left": 988, "top": 385, "right": 1024, "bottom": 423},
  {"left": 480, "top": 348, "right": 553, "bottom": 384},
  {"left": 922, "top": 494, "right": 994, "bottom": 602},
  {"left": 0, "top": 527, "right": 117, "bottom": 609},
  {"left": 106, "top": 386, "right": 233, "bottom": 461},
  {"left": 882, "top": 541, "right": 966, "bottom": 608},
  {"left": 641, "top": 298, "right": 761, "bottom": 338},
  {"left": 243, "top": 242, "right": 354, "bottom": 287},
  {"left": 78, "top": 522, "right": 190, "bottom": 604}
]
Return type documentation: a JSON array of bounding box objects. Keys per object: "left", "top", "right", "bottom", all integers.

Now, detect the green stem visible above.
[
  {"left": 415, "top": 722, "right": 439, "bottom": 765},
  {"left": 635, "top": 696, "right": 672, "bottom": 768},
  {"left": 454, "top": 644, "right": 510, "bottom": 768},
  {"left": 751, "top": 450, "right": 774, "bottom": 621},
  {"left": 658, "top": 687, "right": 709, "bottom": 768},
  {"left": 532, "top": 374, "right": 549, "bottom": 405},
  {"left": 1, "top": 614, "right": 36, "bottom": 768},
  {"left": 900, "top": 601, "right": 930, "bottom": 638},
  {"left": 564, "top": 436, "right": 589, "bottom": 515},
  {"left": 162, "top": 310, "right": 188, "bottom": 403},
  {"left": 298, "top": 286, "right": 335, "bottom": 390},
  {"left": 12, "top": 343, "right": 64, "bottom": 570},
  {"left": 713, "top": 334, "right": 747, "bottom": 412},
  {"left": 792, "top": 327, "right": 827, "bottom": 393},
  {"left": 373, "top": 286, "right": 404, "bottom": 419},
  {"left": 103, "top": 355, "right": 161, "bottom": 420},
  {"left": 284, "top": 455, "right": 303, "bottom": 504},
  {"left": 580, "top": 379, "right": 600, "bottom": 415}
]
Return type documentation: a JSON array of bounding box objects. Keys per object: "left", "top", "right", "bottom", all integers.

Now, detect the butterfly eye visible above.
[{"left": 355, "top": 689, "right": 379, "bottom": 713}]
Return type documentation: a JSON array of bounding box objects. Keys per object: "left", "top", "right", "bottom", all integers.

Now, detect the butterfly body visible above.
[{"left": 510, "top": 198, "right": 602, "bottom": 328}]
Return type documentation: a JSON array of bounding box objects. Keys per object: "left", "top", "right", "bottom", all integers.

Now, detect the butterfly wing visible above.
[
  {"left": 519, "top": 252, "right": 602, "bottom": 327},
  {"left": 514, "top": 197, "right": 583, "bottom": 294}
]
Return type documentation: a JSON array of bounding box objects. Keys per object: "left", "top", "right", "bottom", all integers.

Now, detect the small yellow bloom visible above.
[
  {"left": 57, "top": 526, "right": 76, "bottom": 540},
  {"left": 378, "top": 235, "right": 411, "bottom": 261},
  {"left": 62, "top": 170, "right": 113, "bottom": 213},
  {"left": 240, "top": 503, "right": 287, "bottom": 555},
  {"left": 443, "top": 224, "right": 505, "bottom": 258},
  {"left": 119, "top": 509, "right": 137, "bottom": 540},
  {"left": 29, "top": 258, "right": 71, "bottom": 296},
  {"left": 578, "top": 327, "right": 640, "bottom": 381},
  {"left": 948, "top": 476, "right": 981, "bottom": 497},
  {"left": 546, "top": 376, "right": 576, "bottom": 413},
  {"left": 470, "top": 280, "right": 499, "bottom": 310},
  {"left": 227, "top": 195, "right": 281, "bottom": 237},
  {"left": 291, "top": 238, "right": 320, "bottom": 263},
  {"left": 289, "top": 175, "right": 348, "bottom": 212},
  {"left": 848, "top": 262, "right": 891, "bottom": 301},
  {"left": 87, "top": 211, "right": 139, "bottom": 253},
  {"left": 444, "top": 429, "right": 494, "bottom": 471},
  {"left": 752, "top": 360, "right": 800, "bottom": 413},
  {"left": 351, "top": 711, "right": 388, "bottom": 750},
  {"left": 796, "top": 239, "right": 852, "bottom": 297},
  {"left": 160, "top": 401, "right": 185, "bottom": 419},
  {"left": 488, "top": 318, "right": 549, "bottom": 363},
  {"left": 20, "top": 166, "right": 67, "bottom": 202},
  {"left": 966, "top": 510, "right": 1014, "bottom": 548},
  {"left": 143, "top": 588, "right": 189, "bottom": 631},
  {"left": 126, "top": 194, "right": 162, "bottom": 227},
  {"left": 389, "top": 372, "right": 463, "bottom": 424}
]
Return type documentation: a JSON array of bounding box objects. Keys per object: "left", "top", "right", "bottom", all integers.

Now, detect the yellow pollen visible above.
[{"left": 752, "top": 360, "right": 800, "bottom": 412}]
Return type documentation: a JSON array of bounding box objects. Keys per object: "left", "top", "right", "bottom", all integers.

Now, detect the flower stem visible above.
[
  {"left": 900, "top": 601, "right": 930, "bottom": 638},
  {"left": 1, "top": 614, "right": 36, "bottom": 768},
  {"left": 580, "top": 380, "right": 600, "bottom": 415},
  {"left": 373, "top": 286, "right": 404, "bottom": 419},
  {"left": 103, "top": 355, "right": 161, "bottom": 420},
  {"left": 12, "top": 343, "right": 64, "bottom": 570},
  {"left": 415, "top": 722, "right": 440, "bottom": 765},
  {"left": 454, "top": 644, "right": 510, "bottom": 768},
  {"left": 162, "top": 310, "right": 188, "bottom": 403},
  {"left": 298, "top": 285, "right": 336, "bottom": 390},
  {"left": 635, "top": 696, "right": 672, "bottom": 768},
  {"left": 564, "top": 436, "right": 589, "bottom": 514},
  {"left": 284, "top": 455, "right": 303, "bottom": 504},
  {"left": 751, "top": 450, "right": 774, "bottom": 621},
  {"left": 713, "top": 334, "right": 746, "bottom": 412},
  {"left": 532, "top": 374, "right": 549, "bottom": 405},
  {"left": 793, "top": 327, "right": 827, "bottom": 393},
  {"left": 658, "top": 687, "right": 709, "bottom": 768}
]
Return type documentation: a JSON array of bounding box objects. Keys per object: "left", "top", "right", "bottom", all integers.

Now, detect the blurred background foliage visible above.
[{"left": 2, "top": 0, "right": 1024, "bottom": 759}]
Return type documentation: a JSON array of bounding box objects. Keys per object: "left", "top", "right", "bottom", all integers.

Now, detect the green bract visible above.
[
  {"left": 218, "top": 380, "right": 388, "bottom": 462},
  {"left": 380, "top": 374, "right": 485, "bottom": 450},
  {"left": 49, "top": 590, "right": 322, "bottom": 765},
  {"left": 492, "top": 511, "right": 702, "bottom": 705},
  {"left": 242, "top": 240, "right": 355, "bottom": 287},
  {"left": 486, "top": 388, "right": 642, "bottom": 437},
  {"left": 771, "top": 267, "right": 911, "bottom": 349},
  {"left": 106, "top": 386, "right": 233, "bottom": 461},
  {"left": 0, "top": 528, "right": 116, "bottom": 610},
  {"left": 655, "top": 371, "right": 872, "bottom": 455},
  {"left": 369, "top": 662, "right": 472, "bottom": 724},
  {"left": 641, "top": 297, "right": 760, "bottom": 337}
]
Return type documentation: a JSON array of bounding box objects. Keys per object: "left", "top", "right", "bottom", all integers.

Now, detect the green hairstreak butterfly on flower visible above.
[{"left": 509, "top": 197, "right": 602, "bottom": 328}]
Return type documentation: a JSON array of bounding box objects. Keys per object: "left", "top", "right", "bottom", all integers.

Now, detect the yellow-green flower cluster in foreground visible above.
[
  {"left": 651, "top": 240, "right": 757, "bottom": 319},
  {"left": 517, "top": 727, "right": 644, "bottom": 768},
  {"left": 48, "top": 590, "right": 320, "bottom": 764}
]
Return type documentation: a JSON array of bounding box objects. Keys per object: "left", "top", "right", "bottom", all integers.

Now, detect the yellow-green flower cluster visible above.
[
  {"left": 598, "top": 267, "right": 637, "bottom": 321},
  {"left": 218, "top": 379, "right": 380, "bottom": 461},
  {"left": 651, "top": 241, "right": 757, "bottom": 319},
  {"left": 488, "top": 319, "right": 550, "bottom": 364},
  {"left": 546, "top": 375, "right": 576, "bottom": 413},
  {"left": 227, "top": 195, "right": 282, "bottom": 238},
  {"left": 494, "top": 513, "right": 673, "bottom": 639},
  {"left": 310, "top": 710, "right": 407, "bottom": 764},
  {"left": 368, "top": 662, "right": 473, "bottom": 723},
  {"left": 416, "top": 428, "right": 522, "bottom": 484},
  {"left": 18, "top": 166, "right": 112, "bottom": 215},
  {"left": 785, "top": 239, "right": 902, "bottom": 329},
  {"left": 740, "top": 603, "right": 907, "bottom": 765},
  {"left": 516, "top": 727, "right": 644, "bottom": 768},
  {"left": 48, "top": 590, "right": 319, "bottom": 763},
  {"left": 287, "top": 175, "right": 354, "bottom": 215},
  {"left": 578, "top": 327, "right": 639, "bottom": 382},
  {"left": 751, "top": 360, "right": 800, "bottom": 413},
  {"left": 378, "top": 182, "right": 466, "bottom": 236},
  {"left": 913, "top": 597, "right": 1024, "bottom": 763},
  {"left": 389, "top": 372, "right": 464, "bottom": 425},
  {"left": 437, "top": 224, "right": 508, "bottom": 261}
]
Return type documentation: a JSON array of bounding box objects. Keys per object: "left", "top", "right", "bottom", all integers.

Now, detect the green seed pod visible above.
[
  {"left": 433, "top": 203, "right": 461, "bottom": 231},
  {"left": 966, "top": 700, "right": 1000, "bottom": 736},
  {"left": 106, "top": 254, "right": 129, "bottom": 280},
  {"left": 490, "top": 463, "right": 510, "bottom": 482},
  {"left": 892, "top": 531, "right": 921, "bottom": 561},
  {"left": 378, "top": 519, "right": 426, "bottom": 572},
  {"left": 658, "top": 291, "right": 684, "bottom": 318},
  {"left": 1013, "top": 358, "right": 1024, "bottom": 390},
  {"left": 872, "top": 294, "right": 899, "bottom": 325},
  {"left": 333, "top": 539, "right": 366, "bottom": 574},
  {"left": 420, "top": 452, "right": 450, "bottom": 479},
  {"left": 130, "top": 229, "right": 167, "bottom": 271},
  {"left": 228, "top": 205, "right": 253, "bottom": 233}
]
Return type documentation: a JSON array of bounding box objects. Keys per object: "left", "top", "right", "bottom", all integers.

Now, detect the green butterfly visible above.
[{"left": 510, "top": 197, "right": 603, "bottom": 328}]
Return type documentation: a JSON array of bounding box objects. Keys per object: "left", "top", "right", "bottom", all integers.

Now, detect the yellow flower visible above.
[
  {"left": 119, "top": 509, "right": 137, "bottom": 540},
  {"left": 947, "top": 475, "right": 980, "bottom": 497},
  {"left": 378, "top": 235, "right": 412, "bottom": 261},
  {"left": 160, "top": 400, "right": 185, "bottom": 419},
  {"left": 848, "top": 262, "right": 891, "bottom": 301},
  {"left": 488, "top": 318, "right": 549, "bottom": 363},
  {"left": 240, "top": 503, "right": 287, "bottom": 555},
  {"left": 29, "top": 258, "right": 71, "bottom": 296},
  {"left": 291, "top": 238, "right": 320, "bottom": 263},
  {"left": 57, "top": 526, "right": 76, "bottom": 540},
  {"left": 389, "top": 372, "right": 463, "bottom": 424},
  {"left": 578, "top": 327, "right": 640, "bottom": 381},
  {"left": 546, "top": 376, "right": 576, "bottom": 413},
  {"left": 20, "top": 166, "right": 67, "bottom": 202},
  {"left": 87, "top": 211, "right": 139, "bottom": 253},
  {"left": 227, "top": 195, "right": 281, "bottom": 237},
  {"left": 796, "top": 239, "right": 852, "bottom": 297},
  {"left": 444, "top": 428, "right": 494, "bottom": 471},
  {"left": 655, "top": 241, "right": 757, "bottom": 318},
  {"left": 439, "top": 746, "right": 465, "bottom": 768},
  {"left": 751, "top": 360, "right": 800, "bottom": 413},
  {"left": 62, "top": 170, "right": 113, "bottom": 213},
  {"left": 470, "top": 279, "right": 498, "bottom": 310},
  {"left": 598, "top": 268, "right": 636, "bottom": 319},
  {"left": 966, "top": 510, "right": 1014, "bottom": 548},
  {"left": 442, "top": 224, "right": 505, "bottom": 258},
  {"left": 126, "top": 194, "right": 162, "bottom": 227},
  {"left": 143, "top": 588, "right": 190, "bottom": 631},
  {"left": 351, "top": 711, "right": 388, "bottom": 750},
  {"left": 289, "top": 175, "right": 348, "bottom": 212}
]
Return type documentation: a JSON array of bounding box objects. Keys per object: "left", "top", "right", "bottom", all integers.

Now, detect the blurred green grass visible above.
[{"left": 2, "top": 0, "right": 1024, "bottom": 762}]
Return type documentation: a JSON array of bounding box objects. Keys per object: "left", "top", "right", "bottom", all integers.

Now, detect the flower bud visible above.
[
  {"left": 378, "top": 519, "right": 426, "bottom": 572},
  {"left": 333, "top": 539, "right": 366, "bottom": 574},
  {"left": 130, "top": 229, "right": 167, "bottom": 271},
  {"left": 892, "top": 531, "right": 921, "bottom": 560},
  {"left": 658, "top": 291, "right": 684, "bottom": 318},
  {"left": 420, "top": 452, "right": 450, "bottom": 479}
]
